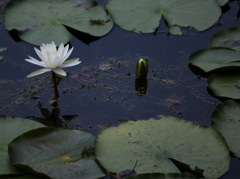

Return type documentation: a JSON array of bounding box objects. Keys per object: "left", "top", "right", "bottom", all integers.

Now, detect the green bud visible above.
[{"left": 135, "top": 58, "right": 148, "bottom": 79}]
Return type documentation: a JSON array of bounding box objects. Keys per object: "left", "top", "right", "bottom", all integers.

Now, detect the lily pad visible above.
[
  {"left": 3, "top": 0, "right": 113, "bottom": 45},
  {"left": 209, "top": 27, "right": 240, "bottom": 51},
  {"left": 127, "top": 173, "right": 198, "bottom": 179},
  {"left": 189, "top": 48, "right": 240, "bottom": 73},
  {"left": 95, "top": 116, "right": 230, "bottom": 178},
  {"left": 0, "top": 116, "right": 45, "bottom": 175},
  {"left": 212, "top": 100, "right": 240, "bottom": 157},
  {"left": 8, "top": 127, "right": 105, "bottom": 179},
  {"left": 208, "top": 70, "right": 240, "bottom": 99},
  {"left": 217, "top": 0, "right": 229, "bottom": 6},
  {"left": 106, "top": 0, "right": 221, "bottom": 34}
]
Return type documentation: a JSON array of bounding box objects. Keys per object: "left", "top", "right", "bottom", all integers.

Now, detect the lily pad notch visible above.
[
  {"left": 95, "top": 116, "right": 230, "bottom": 178},
  {"left": 105, "top": 0, "right": 223, "bottom": 35}
]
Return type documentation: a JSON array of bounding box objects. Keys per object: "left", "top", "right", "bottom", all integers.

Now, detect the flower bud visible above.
[{"left": 135, "top": 58, "right": 148, "bottom": 79}]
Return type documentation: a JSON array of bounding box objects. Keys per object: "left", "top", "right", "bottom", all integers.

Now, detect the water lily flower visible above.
[{"left": 25, "top": 42, "right": 81, "bottom": 78}]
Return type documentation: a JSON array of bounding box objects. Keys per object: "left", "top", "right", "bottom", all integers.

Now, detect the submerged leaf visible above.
[
  {"left": 212, "top": 100, "right": 240, "bottom": 157},
  {"left": 9, "top": 127, "right": 105, "bottom": 179},
  {"left": 95, "top": 116, "right": 230, "bottom": 178}
]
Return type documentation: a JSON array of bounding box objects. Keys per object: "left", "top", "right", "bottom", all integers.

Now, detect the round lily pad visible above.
[
  {"left": 208, "top": 70, "right": 240, "bottom": 99},
  {"left": 0, "top": 117, "right": 45, "bottom": 175},
  {"left": 212, "top": 100, "right": 240, "bottom": 157},
  {"left": 3, "top": 0, "right": 113, "bottom": 45},
  {"left": 189, "top": 48, "right": 240, "bottom": 73},
  {"left": 209, "top": 27, "right": 240, "bottom": 51},
  {"left": 95, "top": 116, "right": 230, "bottom": 178},
  {"left": 8, "top": 127, "right": 105, "bottom": 179},
  {"left": 106, "top": 0, "right": 221, "bottom": 34}
]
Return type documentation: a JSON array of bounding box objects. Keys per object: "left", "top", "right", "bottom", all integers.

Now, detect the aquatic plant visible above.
[
  {"left": 25, "top": 41, "right": 80, "bottom": 100},
  {"left": 25, "top": 42, "right": 80, "bottom": 78}
]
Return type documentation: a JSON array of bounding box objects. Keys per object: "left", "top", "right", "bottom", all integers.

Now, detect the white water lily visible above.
[{"left": 25, "top": 42, "right": 81, "bottom": 78}]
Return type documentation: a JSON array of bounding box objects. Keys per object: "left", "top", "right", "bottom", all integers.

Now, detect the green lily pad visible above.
[
  {"left": 106, "top": 0, "right": 221, "bottom": 34},
  {"left": 127, "top": 173, "right": 198, "bottom": 179},
  {"left": 0, "top": 117, "right": 45, "bottom": 175},
  {"left": 95, "top": 116, "right": 230, "bottom": 178},
  {"left": 212, "top": 100, "right": 240, "bottom": 158},
  {"left": 3, "top": 0, "right": 113, "bottom": 45},
  {"left": 208, "top": 70, "right": 240, "bottom": 99},
  {"left": 217, "top": 0, "right": 229, "bottom": 6},
  {"left": 189, "top": 48, "right": 240, "bottom": 73},
  {"left": 0, "top": 175, "right": 44, "bottom": 179},
  {"left": 8, "top": 127, "right": 105, "bottom": 179},
  {"left": 209, "top": 27, "right": 240, "bottom": 51}
]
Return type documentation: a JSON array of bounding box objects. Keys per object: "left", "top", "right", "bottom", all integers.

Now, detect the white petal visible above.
[
  {"left": 46, "top": 51, "right": 54, "bottom": 68},
  {"left": 52, "top": 56, "right": 61, "bottom": 69},
  {"left": 34, "top": 48, "right": 48, "bottom": 63},
  {"left": 25, "top": 57, "right": 46, "bottom": 67},
  {"left": 53, "top": 68, "right": 67, "bottom": 76},
  {"left": 63, "top": 47, "right": 74, "bottom": 62},
  {"left": 57, "top": 43, "right": 65, "bottom": 56},
  {"left": 61, "top": 58, "right": 81, "bottom": 68},
  {"left": 26, "top": 68, "right": 52, "bottom": 78},
  {"left": 60, "top": 45, "right": 70, "bottom": 63}
]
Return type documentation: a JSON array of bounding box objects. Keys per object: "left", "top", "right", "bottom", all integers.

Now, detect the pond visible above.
[{"left": 0, "top": 0, "right": 240, "bottom": 178}]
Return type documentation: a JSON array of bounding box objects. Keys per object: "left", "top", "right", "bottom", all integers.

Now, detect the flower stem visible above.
[{"left": 52, "top": 71, "right": 59, "bottom": 100}]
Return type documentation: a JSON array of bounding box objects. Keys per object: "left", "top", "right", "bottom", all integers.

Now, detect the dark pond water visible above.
[{"left": 0, "top": 1, "right": 240, "bottom": 178}]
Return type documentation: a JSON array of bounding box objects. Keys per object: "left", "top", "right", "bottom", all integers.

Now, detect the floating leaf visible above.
[
  {"left": 106, "top": 0, "right": 221, "bottom": 34},
  {"left": 3, "top": 0, "right": 113, "bottom": 45},
  {"left": 189, "top": 48, "right": 240, "bottom": 73},
  {"left": 217, "top": 0, "right": 230, "bottom": 6},
  {"left": 209, "top": 27, "right": 240, "bottom": 51},
  {"left": 9, "top": 127, "right": 105, "bottom": 179},
  {"left": 127, "top": 173, "right": 198, "bottom": 179},
  {"left": 208, "top": 70, "right": 240, "bottom": 99},
  {"left": 0, "top": 175, "right": 44, "bottom": 179},
  {"left": 0, "top": 117, "right": 45, "bottom": 175},
  {"left": 212, "top": 100, "right": 240, "bottom": 157},
  {"left": 95, "top": 116, "right": 230, "bottom": 178}
]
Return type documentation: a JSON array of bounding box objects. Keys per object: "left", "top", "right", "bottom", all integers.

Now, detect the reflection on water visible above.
[{"left": 0, "top": 1, "right": 240, "bottom": 178}]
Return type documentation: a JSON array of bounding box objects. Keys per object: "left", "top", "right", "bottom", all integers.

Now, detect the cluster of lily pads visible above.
[
  {"left": 189, "top": 27, "right": 240, "bottom": 100},
  {"left": 188, "top": 27, "right": 240, "bottom": 177},
  {"left": 2, "top": 0, "right": 230, "bottom": 45},
  {"left": 0, "top": 112, "right": 239, "bottom": 179}
]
